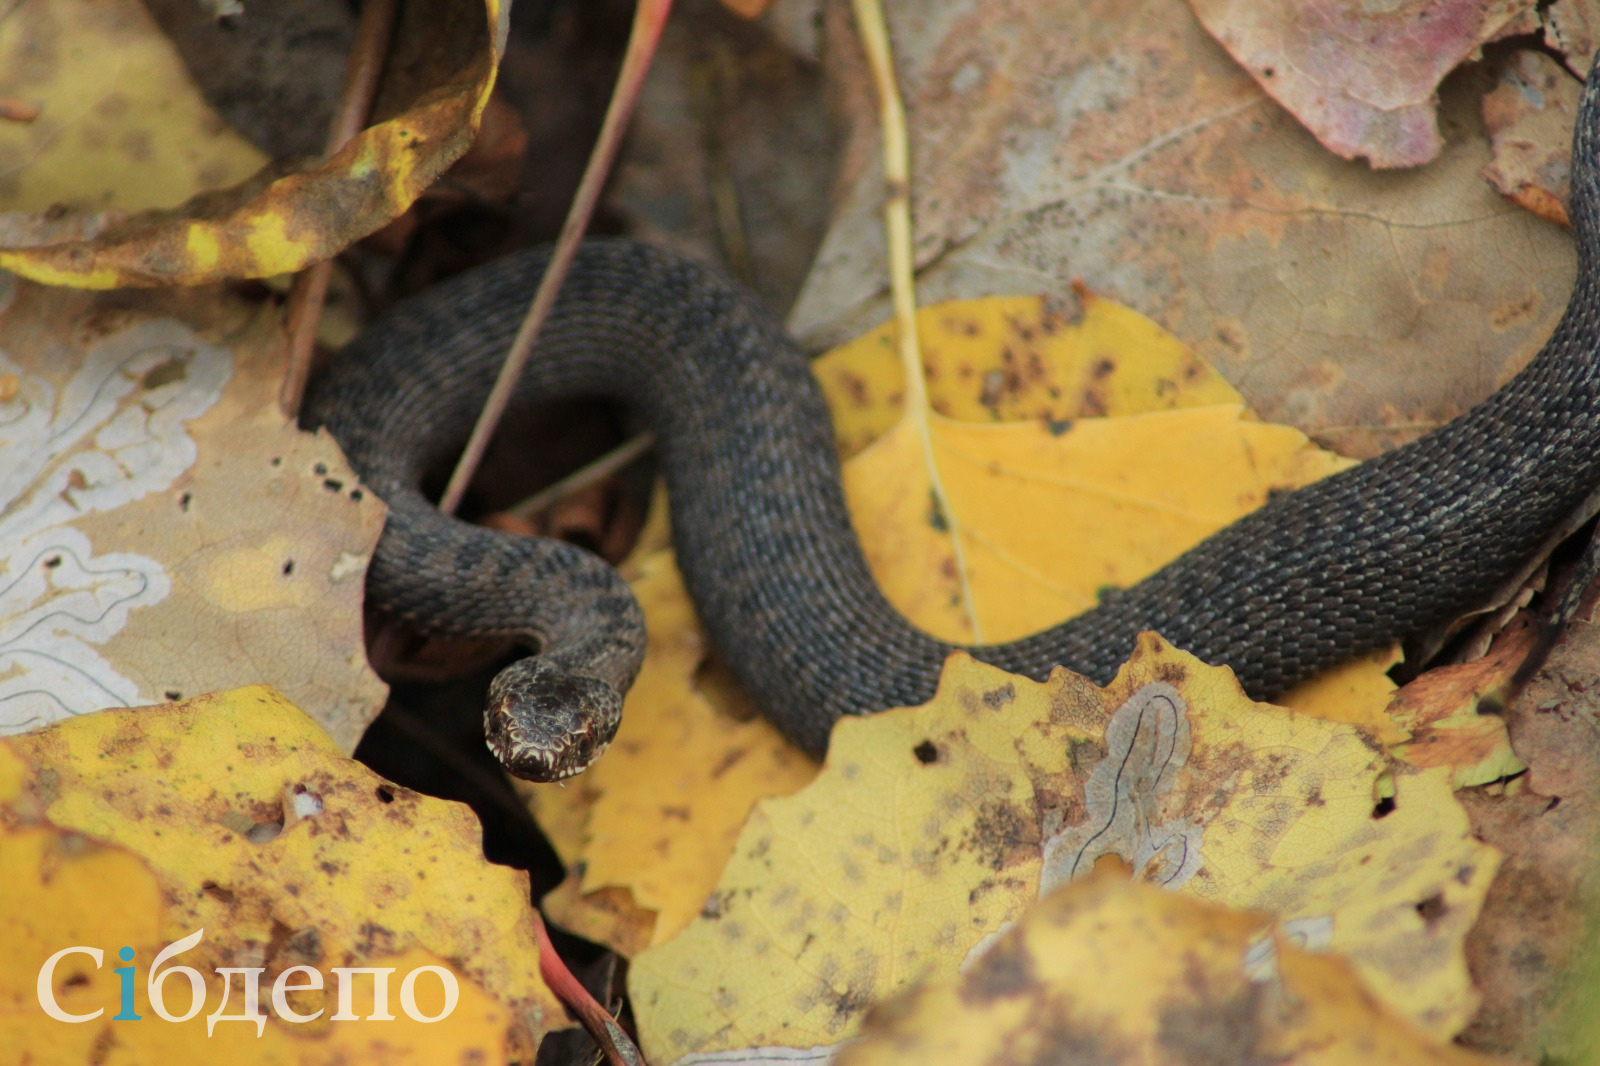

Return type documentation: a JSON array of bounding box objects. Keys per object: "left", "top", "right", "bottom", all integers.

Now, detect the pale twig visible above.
[
  {"left": 506, "top": 432, "right": 656, "bottom": 522},
  {"left": 278, "top": 0, "right": 399, "bottom": 418},
  {"left": 849, "top": 0, "right": 982, "bottom": 638},
  {"left": 437, "top": 0, "right": 675, "bottom": 516}
]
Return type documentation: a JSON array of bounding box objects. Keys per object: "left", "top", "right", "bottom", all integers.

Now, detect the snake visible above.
[{"left": 304, "top": 68, "right": 1600, "bottom": 783}]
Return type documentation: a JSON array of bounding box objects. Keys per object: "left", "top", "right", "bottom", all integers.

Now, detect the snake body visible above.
[{"left": 306, "top": 71, "right": 1600, "bottom": 782}]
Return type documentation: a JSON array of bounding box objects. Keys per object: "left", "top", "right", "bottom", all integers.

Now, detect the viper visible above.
[{"left": 304, "top": 65, "right": 1600, "bottom": 782}]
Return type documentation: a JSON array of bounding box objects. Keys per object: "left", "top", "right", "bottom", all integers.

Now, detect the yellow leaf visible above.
[
  {"left": 628, "top": 646, "right": 1496, "bottom": 1060},
  {"left": 0, "top": 687, "right": 562, "bottom": 1059},
  {"left": 814, "top": 291, "right": 1247, "bottom": 457},
  {"left": 524, "top": 553, "right": 817, "bottom": 955},
  {"left": 0, "top": 0, "right": 503, "bottom": 287},
  {"left": 835, "top": 866, "right": 1497, "bottom": 1066},
  {"left": 0, "top": 0, "right": 264, "bottom": 218},
  {"left": 849, "top": 404, "right": 1353, "bottom": 642},
  {"left": 529, "top": 292, "right": 1400, "bottom": 959}
]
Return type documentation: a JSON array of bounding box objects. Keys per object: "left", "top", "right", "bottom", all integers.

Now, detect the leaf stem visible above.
[{"left": 849, "top": 0, "right": 982, "bottom": 639}]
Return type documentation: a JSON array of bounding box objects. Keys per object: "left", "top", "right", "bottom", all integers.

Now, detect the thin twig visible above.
[
  {"left": 531, "top": 911, "right": 643, "bottom": 1066},
  {"left": 849, "top": 0, "right": 982, "bottom": 639},
  {"left": 278, "top": 0, "right": 399, "bottom": 418},
  {"left": 438, "top": 0, "right": 675, "bottom": 515},
  {"left": 507, "top": 432, "right": 656, "bottom": 522}
]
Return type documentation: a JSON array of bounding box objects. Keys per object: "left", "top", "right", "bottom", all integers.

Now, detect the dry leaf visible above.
[
  {"left": 836, "top": 867, "right": 1497, "bottom": 1066},
  {"left": 628, "top": 645, "right": 1496, "bottom": 1061},
  {"left": 1482, "top": 49, "right": 1582, "bottom": 227},
  {"left": 0, "top": 278, "right": 384, "bottom": 750},
  {"left": 0, "top": 0, "right": 502, "bottom": 287},
  {"left": 0, "top": 686, "right": 562, "bottom": 1060},
  {"left": 785, "top": 0, "right": 1575, "bottom": 460},
  {"left": 1186, "top": 0, "right": 1537, "bottom": 168},
  {"left": 1457, "top": 610, "right": 1600, "bottom": 1060},
  {"left": 526, "top": 292, "right": 1399, "bottom": 959},
  {"left": 813, "top": 292, "right": 1245, "bottom": 459}
]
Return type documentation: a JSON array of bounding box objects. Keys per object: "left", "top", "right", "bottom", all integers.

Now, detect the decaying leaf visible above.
[
  {"left": 785, "top": 0, "right": 1575, "bottom": 461},
  {"left": 1186, "top": 0, "right": 1537, "bottom": 168},
  {"left": 1482, "top": 49, "right": 1582, "bottom": 227},
  {"left": 1545, "top": 0, "right": 1600, "bottom": 73},
  {"left": 0, "top": 0, "right": 503, "bottom": 287},
  {"left": 0, "top": 277, "right": 384, "bottom": 750},
  {"left": 1457, "top": 609, "right": 1600, "bottom": 1061},
  {"left": 628, "top": 646, "right": 1496, "bottom": 1061},
  {"left": 525, "top": 291, "right": 1400, "bottom": 959},
  {"left": 1387, "top": 618, "right": 1530, "bottom": 788},
  {"left": 0, "top": 686, "right": 563, "bottom": 1060},
  {"left": 835, "top": 867, "right": 1497, "bottom": 1066},
  {"left": 812, "top": 291, "right": 1246, "bottom": 459}
]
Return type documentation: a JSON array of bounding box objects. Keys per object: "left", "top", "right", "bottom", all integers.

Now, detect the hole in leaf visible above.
[
  {"left": 1372, "top": 796, "right": 1397, "bottom": 819},
  {"left": 912, "top": 740, "right": 939, "bottom": 764},
  {"left": 200, "top": 880, "right": 236, "bottom": 904},
  {"left": 376, "top": 786, "right": 396, "bottom": 804},
  {"left": 1415, "top": 893, "right": 1447, "bottom": 927},
  {"left": 246, "top": 817, "right": 283, "bottom": 844}
]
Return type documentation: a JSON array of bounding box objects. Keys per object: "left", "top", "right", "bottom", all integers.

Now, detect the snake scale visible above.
[{"left": 305, "top": 66, "right": 1600, "bottom": 782}]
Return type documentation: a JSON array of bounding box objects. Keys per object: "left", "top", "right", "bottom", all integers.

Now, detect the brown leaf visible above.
[
  {"left": 1483, "top": 50, "right": 1582, "bottom": 227},
  {"left": 1459, "top": 607, "right": 1600, "bottom": 1060},
  {"left": 1187, "top": 0, "right": 1538, "bottom": 168},
  {"left": 785, "top": 0, "right": 1576, "bottom": 460}
]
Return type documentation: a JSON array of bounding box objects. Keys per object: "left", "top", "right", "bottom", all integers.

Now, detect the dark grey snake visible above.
[{"left": 305, "top": 68, "right": 1600, "bottom": 782}]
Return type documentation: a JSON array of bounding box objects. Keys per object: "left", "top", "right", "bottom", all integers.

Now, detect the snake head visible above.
[{"left": 484, "top": 659, "right": 623, "bottom": 781}]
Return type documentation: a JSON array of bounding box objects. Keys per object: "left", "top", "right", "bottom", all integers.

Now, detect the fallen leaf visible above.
[
  {"left": 1482, "top": 49, "right": 1581, "bottom": 227},
  {"left": 847, "top": 405, "right": 1351, "bottom": 644},
  {"left": 628, "top": 645, "right": 1496, "bottom": 1060},
  {"left": 1387, "top": 619, "right": 1531, "bottom": 787},
  {"left": 784, "top": 0, "right": 1576, "bottom": 461},
  {"left": 1187, "top": 0, "right": 1537, "bottom": 168},
  {"left": 1545, "top": 0, "right": 1600, "bottom": 73},
  {"left": 526, "top": 292, "right": 1398, "bottom": 958},
  {"left": 0, "top": 686, "right": 562, "bottom": 1059},
  {"left": 0, "top": 0, "right": 503, "bottom": 287},
  {"left": 813, "top": 291, "right": 1246, "bottom": 460},
  {"left": 1457, "top": 609, "right": 1600, "bottom": 1060},
  {"left": 523, "top": 552, "right": 816, "bottom": 956},
  {"left": 836, "top": 866, "right": 1497, "bottom": 1066},
  {"left": 0, "top": 278, "right": 384, "bottom": 750}
]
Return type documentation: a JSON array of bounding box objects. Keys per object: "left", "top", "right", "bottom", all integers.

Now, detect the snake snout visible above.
[{"left": 484, "top": 659, "right": 623, "bottom": 782}]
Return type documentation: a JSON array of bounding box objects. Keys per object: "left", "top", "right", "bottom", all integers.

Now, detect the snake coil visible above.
[{"left": 306, "top": 65, "right": 1600, "bottom": 781}]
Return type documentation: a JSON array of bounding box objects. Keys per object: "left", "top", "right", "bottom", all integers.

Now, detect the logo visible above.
[{"left": 37, "top": 930, "right": 459, "bottom": 1034}]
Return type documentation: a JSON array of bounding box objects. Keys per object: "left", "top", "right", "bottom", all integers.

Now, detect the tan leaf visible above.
[
  {"left": 785, "top": 0, "right": 1575, "bottom": 461},
  {"left": 0, "top": 278, "right": 384, "bottom": 750}
]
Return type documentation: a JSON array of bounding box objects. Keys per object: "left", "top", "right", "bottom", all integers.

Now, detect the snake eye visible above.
[{"left": 484, "top": 660, "right": 623, "bottom": 782}]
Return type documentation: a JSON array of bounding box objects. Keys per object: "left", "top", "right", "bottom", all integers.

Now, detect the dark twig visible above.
[
  {"left": 437, "top": 0, "right": 675, "bottom": 515},
  {"left": 278, "top": 0, "right": 398, "bottom": 418}
]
